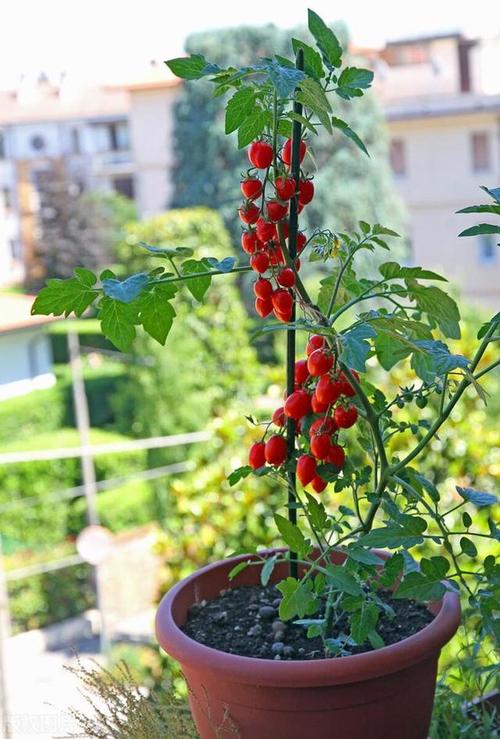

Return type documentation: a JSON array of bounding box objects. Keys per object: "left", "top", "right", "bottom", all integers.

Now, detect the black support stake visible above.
[{"left": 286, "top": 48, "right": 304, "bottom": 580}]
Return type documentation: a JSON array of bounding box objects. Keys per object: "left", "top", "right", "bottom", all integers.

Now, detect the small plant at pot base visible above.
[{"left": 32, "top": 8, "right": 498, "bottom": 738}]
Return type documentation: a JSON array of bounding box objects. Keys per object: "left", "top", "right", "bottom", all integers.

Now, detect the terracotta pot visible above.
[{"left": 156, "top": 549, "right": 461, "bottom": 739}]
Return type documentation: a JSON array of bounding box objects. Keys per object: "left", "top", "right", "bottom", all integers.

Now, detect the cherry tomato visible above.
[
  {"left": 250, "top": 252, "right": 270, "bottom": 274},
  {"left": 274, "top": 176, "right": 296, "bottom": 200},
  {"left": 284, "top": 390, "right": 312, "bottom": 420},
  {"left": 248, "top": 140, "right": 274, "bottom": 169},
  {"left": 334, "top": 405, "right": 358, "bottom": 429},
  {"left": 297, "top": 455, "right": 317, "bottom": 486},
  {"left": 310, "top": 433, "right": 332, "bottom": 460},
  {"left": 239, "top": 203, "right": 260, "bottom": 224},
  {"left": 298, "top": 179, "right": 314, "bottom": 205},
  {"left": 249, "top": 442, "right": 266, "bottom": 469},
  {"left": 241, "top": 177, "right": 262, "bottom": 200},
  {"left": 264, "top": 435, "right": 288, "bottom": 465},
  {"left": 267, "top": 200, "right": 288, "bottom": 222},
  {"left": 255, "top": 296, "right": 273, "bottom": 317},
  {"left": 282, "top": 138, "right": 306, "bottom": 166},
  {"left": 277, "top": 268, "right": 296, "bottom": 288},
  {"left": 294, "top": 359, "right": 310, "bottom": 385},
  {"left": 306, "top": 334, "right": 325, "bottom": 356},
  {"left": 311, "top": 475, "right": 327, "bottom": 493},
  {"left": 307, "top": 349, "right": 334, "bottom": 377}
]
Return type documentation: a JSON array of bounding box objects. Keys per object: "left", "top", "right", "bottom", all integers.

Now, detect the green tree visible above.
[
  {"left": 170, "top": 23, "right": 406, "bottom": 258},
  {"left": 30, "top": 162, "right": 136, "bottom": 287}
]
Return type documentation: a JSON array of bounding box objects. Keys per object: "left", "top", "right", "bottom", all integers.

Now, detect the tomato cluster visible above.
[
  {"left": 249, "top": 335, "right": 360, "bottom": 493},
  {"left": 239, "top": 138, "right": 315, "bottom": 323}
]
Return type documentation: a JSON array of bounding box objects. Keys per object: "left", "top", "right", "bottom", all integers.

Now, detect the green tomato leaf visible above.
[
  {"left": 227, "top": 465, "right": 252, "bottom": 486},
  {"left": 394, "top": 572, "right": 446, "bottom": 601},
  {"left": 326, "top": 564, "right": 362, "bottom": 596},
  {"left": 225, "top": 86, "right": 257, "bottom": 134},
  {"left": 336, "top": 66, "right": 374, "bottom": 99},
  {"left": 458, "top": 223, "right": 500, "bottom": 238},
  {"left": 339, "top": 324, "right": 376, "bottom": 372},
  {"left": 99, "top": 296, "right": 139, "bottom": 352},
  {"left": 139, "top": 242, "right": 194, "bottom": 259},
  {"left": 181, "top": 259, "right": 212, "bottom": 301},
  {"left": 274, "top": 514, "right": 311, "bottom": 558},
  {"left": 358, "top": 526, "right": 425, "bottom": 549},
  {"left": 138, "top": 283, "right": 177, "bottom": 345},
  {"left": 291, "top": 38, "right": 325, "bottom": 80},
  {"left": 206, "top": 256, "right": 236, "bottom": 272},
  {"left": 420, "top": 556, "right": 450, "bottom": 580},
  {"left": 408, "top": 283, "right": 461, "bottom": 339},
  {"left": 260, "top": 554, "right": 278, "bottom": 587},
  {"left": 102, "top": 273, "right": 149, "bottom": 304},
  {"left": 456, "top": 486, "right": 497, "bottom": 508},
  {"left": 305, "top": 492, "right": 328, "bottom": 532},
  {"left": 277, "top": 577, "right": 316, "bottom": 620},
  {"left": 379, "top": 262, "right": 447, "bottom": 282},
  {"left": 228, "top": 560, "right": 250, "bottom": 581},
  {"left": 237, "top": 109, "right": 271, "bottom": 149},
  {"left": 379, "top": 552, "right": 405, "bottom": 587},
  {"left": 351, "top": 601, "right": 379, "bottom": 645},
  {"left": 331, "top": 117, "right": 369, "bottom": 156},
  {"left": 31, "top": 268, "right": 99, "bottom": 318},
  {"left": 411, "top": 340, "right": 469, "bottom": 382},
  {"left": 165, "top": 54, "right": 221, "bottom": 80},
  {"left": 307, "top": 9, "right": 342, "bottom": 69},
  {"left": 262, "top": 59, "right": 306, "bottom": 98}
]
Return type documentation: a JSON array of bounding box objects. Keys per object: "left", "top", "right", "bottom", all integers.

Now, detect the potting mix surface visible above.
[{"left": 183, "top": 584, "right": 435, "bottom": 661}]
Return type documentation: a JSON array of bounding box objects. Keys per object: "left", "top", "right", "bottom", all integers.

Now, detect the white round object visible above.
[{"left": 76, "top": 525, "right": 114, "bottom": 565}]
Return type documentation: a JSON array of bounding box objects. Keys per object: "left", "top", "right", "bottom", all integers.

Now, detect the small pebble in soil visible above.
[
  {"left": 183, "top": 584, "right": 434, "bottom": 662},
  {"left": 258, "top": 605, "right": 276, "bottom": 619}
]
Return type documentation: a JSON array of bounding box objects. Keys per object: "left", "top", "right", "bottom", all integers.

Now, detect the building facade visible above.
[
  {"left": 0, "top": 77, "right": 134, "bottom": 285},
  {"left": 374, "top": 33, "right": 500, "bottom": 307}
]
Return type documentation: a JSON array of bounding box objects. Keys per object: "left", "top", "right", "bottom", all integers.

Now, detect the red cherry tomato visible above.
[
  {"left": 306, "top": 334, "right": 325, "bottom": 356},
  {"left": 298, "top": 179, "right": 314, "bottom": 205},
  {"left": 256, "top": 218, "right": 276, "bottom": 243},
  {"left": 249, "top": 442, "right": 266, "bottom": 470},
  {"left": 274, "top": 176, "right": 296, "bottom": 200},
  {"left": 267, "top": 200, "right": 288, "bottom": 223},
  {"left": 255, "top": 297, "right": 273, "bottom": 318},
  {"left": 307, "top": 349, "right": 334, "bottom": 377},
  {"left": 282, "top": 138, "right": 306, "bottom": 167},
  {"left": 334, "top": 405, "right": 358, "bottom": 429},
  {"left": 311, "top": 475, "right": 328, "bottom": 493},
  {"left": 277, "top": 268, "right": 296, "bottom": 288},
  {"left": 264, "top": 435, "right": 288, "bottom": 465},
  {"left": 250, "top": 252, "right": 270, "bottom": 274},
  {"left": 248, "top": 140, "right": 273, "bottom": 169},
  {"left": 284, "top": 390, "right": 312, "bottom": 420},
  {"left": 239, "top": 203, "right": 260, "bottom": 225},
  {"left": 326, "top": 444, "right": 345, "bottom": 468},
  {"left": 297, "top": 454, "right": 317, "bottom": 486},
  {"left": 315, "top": 376, "right": 342, "bottom": 405},
  {"left": 241, "top": 230, "right": 258, "bottom": 254},
  {"left": 272, "top": 406, "right": 285, "bottom": 427},
  {"left": 241, "top": 177, "right": 262, "bottom": 200},
  {"left": 272, "top": 289, "right": 294, "bottom": 314},
  {"left": 253, "top": 278, "right": 273, "bottom": 299},
  {"left": 309, "top": 416, "right": 337, "bottom": 437},
  {"left": 294, "top": 359, "right": 310, "bottom": 385},
  {"left": 310, "top": 433, "right": 332, "bottom": 460}
]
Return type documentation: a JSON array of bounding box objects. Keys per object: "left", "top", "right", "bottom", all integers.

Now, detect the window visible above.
[
  {"left": 93, "top": 121, "right": 130, "bottom": 152},
  {"left": 113, "top": 176, "right": 135, "bottom": 199},
  {"left": 0, "top": 130, "right": 5, "bottom": 158},
  {"left": 478, "top": 234, "right": 497, "bottom": 264},
  {"left": 390, "top": 139, "right": 406, "bottom": 176},
  {"left": 31, "top": 134, "right": 46, "bottom": 152},
  {"left": 2, "top": 187, "right": 12, "bottom": 209},
  {"left": 71, "top": 128, "right": 80, "bottom": 154},
  {"left": 471, "top": 132, "right": 491, "bottom": 172},
  {"left": 9, "top": 238, "right": 21, "bottom": 260}
]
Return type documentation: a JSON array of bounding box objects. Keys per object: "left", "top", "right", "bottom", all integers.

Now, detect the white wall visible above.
[
  {"left": 388, "top": 112, "right": 500, "bottom": 306},
  {"left": 0, "top": 329, "right": 55, "bottom": 400},
  {"left": 128, "top": 86, "right": 180, "bottom": 217}
]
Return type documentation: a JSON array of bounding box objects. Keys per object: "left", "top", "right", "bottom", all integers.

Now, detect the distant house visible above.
[{"left": 0, "top": 293, "right": 58, "bottom": 400}]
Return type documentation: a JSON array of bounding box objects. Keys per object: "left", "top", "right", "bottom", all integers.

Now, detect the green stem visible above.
[
  {"left": 155, "top": 265, "right": 251, "bottom": 284},
  {"left": 474, "top": 358, "right": 500, "bottom": 380},
  {"left": 390, "top": 323, "right": 497, "bottom": 476}
]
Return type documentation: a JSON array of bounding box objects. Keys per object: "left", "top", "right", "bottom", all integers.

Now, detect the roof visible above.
[
  {"left": 0, "top": 293, "right": 60, "bottom": 334},
  {"left": 385, "top": 31, "right": 465, "bottom": 47},
  {"left": 0, "top": 84, "right": 129, "bottom": 125},
  {"left": 385, "top": 93, "right": 500, "bottom": 121},
  {"left": 120, "top": 64, "right": 181, "bottom": 92}
]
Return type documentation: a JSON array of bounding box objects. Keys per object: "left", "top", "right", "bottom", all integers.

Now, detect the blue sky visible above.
[{"left": 2, "top": 0, "right": 498, "bottom": 87}]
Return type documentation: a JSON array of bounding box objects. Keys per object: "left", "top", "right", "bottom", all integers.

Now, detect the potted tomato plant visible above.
[{"left": 32, "top": 9, "right": 499, "bottom": 738}]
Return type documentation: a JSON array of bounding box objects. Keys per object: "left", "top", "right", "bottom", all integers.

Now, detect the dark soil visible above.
[{"left": 183, "top": 584, "right": 434, "bottom": 661}]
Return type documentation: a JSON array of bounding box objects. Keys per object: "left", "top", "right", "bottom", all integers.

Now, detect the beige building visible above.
[{"left": 374, "top": 33, "right": 500, "bottom": 307}]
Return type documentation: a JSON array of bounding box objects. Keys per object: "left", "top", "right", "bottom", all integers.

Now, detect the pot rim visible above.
[{"left": 156, "top": 548, "right": 461, "bottom": 687}]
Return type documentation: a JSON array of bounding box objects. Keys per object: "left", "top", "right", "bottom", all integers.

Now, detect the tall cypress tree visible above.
[{"left": 170, "top": 22, "right": 406, "bottom": 259}]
